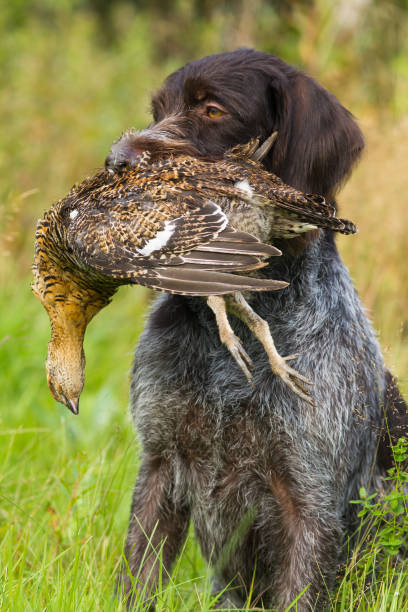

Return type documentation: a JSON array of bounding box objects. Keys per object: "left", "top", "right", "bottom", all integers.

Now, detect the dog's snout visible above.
[
  {"left": 104, "top": 152, "right": 122, "bottom": 170},
  {"left": 105, "top": 145, "right": 144, "bottom": 170},
  {"left": 105, "top": 115, "right": 204, "bottom": 171}
]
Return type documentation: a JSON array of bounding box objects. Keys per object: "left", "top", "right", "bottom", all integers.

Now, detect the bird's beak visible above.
[{"left": 65, "top": 397, "right": 79, "bottom": 415}]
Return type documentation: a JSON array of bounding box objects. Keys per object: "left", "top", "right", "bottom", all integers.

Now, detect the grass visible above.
[{"left": 1, "top": 4, "right": 408, "bottom": 610}]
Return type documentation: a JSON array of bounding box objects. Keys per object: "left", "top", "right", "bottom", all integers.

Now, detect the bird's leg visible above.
[
  {"left": 225, "top": 292, "right": 314, "bottom": 404},
  {"left": 207, "top": 295, "right": 253, "bottom": 384}
]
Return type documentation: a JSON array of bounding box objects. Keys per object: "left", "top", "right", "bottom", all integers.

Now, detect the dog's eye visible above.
[{"left": 206, "top": 106, "right": 224, "bottom": 119}]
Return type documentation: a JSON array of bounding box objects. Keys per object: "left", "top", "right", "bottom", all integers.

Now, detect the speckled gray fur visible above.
[{"left": 124, "top": 232, "right": 385, "bottom": 610}]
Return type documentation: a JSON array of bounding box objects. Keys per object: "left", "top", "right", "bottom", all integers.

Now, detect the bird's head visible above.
[
  {"left": 45, "top": 326, "right": 86, "bottom": 415},
  {"left": 40, "top": 290, "right": 112, "bottom": 414}
]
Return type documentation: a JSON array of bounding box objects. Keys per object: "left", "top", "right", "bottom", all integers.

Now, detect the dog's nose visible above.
[
  {"left": 105, "top": 153, "right": 126, "bottom": 170},
  {"left": 105, "top": 146, "right": 144, "bottom": 171}
]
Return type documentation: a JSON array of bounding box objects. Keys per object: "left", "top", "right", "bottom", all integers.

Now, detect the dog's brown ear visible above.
[{"left": 264, "top": 68, "right": 365, "bottom": 200}]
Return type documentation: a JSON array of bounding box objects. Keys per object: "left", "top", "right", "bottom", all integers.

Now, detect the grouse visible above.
[{"left": 32, "top": 137, "right": 356, "bottom": 413}]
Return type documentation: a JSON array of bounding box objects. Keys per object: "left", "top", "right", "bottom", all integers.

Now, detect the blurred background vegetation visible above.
[{"left": 0, "top": 1, "right": 407, "bottom": 608}]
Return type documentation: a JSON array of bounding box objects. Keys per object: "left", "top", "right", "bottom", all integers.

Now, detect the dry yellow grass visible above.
[{"left": 338, "top": 117, "right": 408, "bottom": 385}]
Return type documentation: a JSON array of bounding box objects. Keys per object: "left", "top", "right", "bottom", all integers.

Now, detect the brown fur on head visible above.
[{"left": 150, "top": 49, "right": 364, "bottom": 201}]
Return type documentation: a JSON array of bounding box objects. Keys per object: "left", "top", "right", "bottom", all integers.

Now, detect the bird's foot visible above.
[
  {"left": 224, "top": 293, "right": 315, "bottom": 401},
  {"left": 268, "top": 352, "right": 314, "bottom": 405},
  {"left": 207, "top": 295, "right": 254, "bottom": 384}
]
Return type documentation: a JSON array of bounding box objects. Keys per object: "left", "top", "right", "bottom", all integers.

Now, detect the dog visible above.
[{"left": 107, "top": 49, "right": 407, "bottom": 610}]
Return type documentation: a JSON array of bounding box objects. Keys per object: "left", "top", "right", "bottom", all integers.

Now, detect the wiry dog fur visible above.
[{"left": 109, "top": 49, "right": 407, "bottom": 610}]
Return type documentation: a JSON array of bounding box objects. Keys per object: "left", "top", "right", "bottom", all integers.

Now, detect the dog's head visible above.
[
  {"left": 154, "top": 49, "right": 364, "bottom": 200},
  {"left": 107, "top": 49, "right": 364, "bottom": 202}
]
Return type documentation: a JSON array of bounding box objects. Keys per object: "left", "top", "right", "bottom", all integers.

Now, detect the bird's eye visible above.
[{"left": 206, "top": 106, "right": 224, "bottom": 119}]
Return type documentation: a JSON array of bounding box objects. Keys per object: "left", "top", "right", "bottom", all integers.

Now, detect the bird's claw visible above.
[
  {"left": 226, "top": 335, "right": 254, "bottom": 384},
  {"left": 271, "top": 354, "right": 314, "bottom": 405}
]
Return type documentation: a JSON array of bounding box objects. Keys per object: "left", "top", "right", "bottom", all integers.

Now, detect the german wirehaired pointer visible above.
[{"left": 107, "top": 49, "right": 407, "bottom": 610}]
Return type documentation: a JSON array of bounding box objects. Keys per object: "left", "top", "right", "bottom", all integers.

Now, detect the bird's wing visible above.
[
  {"left": 262, "top": 186, "right": 357, "bottom": 234},
  {"left": 217, "top": 176, "right": 358, "bottom": 236},
  {"left": 60, "top": 193, "right": 284, "bottom": 296},
  {"left": 219, "top": 138, "right": 357, "bottom": 234},
  {"left": 172, "top": 161, "right": 357, "bottom": 236}
]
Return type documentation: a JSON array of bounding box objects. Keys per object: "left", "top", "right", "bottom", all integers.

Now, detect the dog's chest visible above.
[
  {"left": 131, "top": 300, "right": 272, "bottom": 463},
  {"left": 171, "top": 399, "right": 273, "bottom": 503}
]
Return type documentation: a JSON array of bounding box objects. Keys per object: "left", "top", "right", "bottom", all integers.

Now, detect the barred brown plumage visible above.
[{"left": 32, "top": 137, "right": 357, "bottom": 413}]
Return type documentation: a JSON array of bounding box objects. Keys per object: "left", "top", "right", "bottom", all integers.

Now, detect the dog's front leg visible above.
[{"left": 120, "top": 453, "right": 190, "bottom": 611}]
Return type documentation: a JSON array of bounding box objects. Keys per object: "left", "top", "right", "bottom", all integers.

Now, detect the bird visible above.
[{"left": 32, "top": 136, "right": 357, "bottom": 414}]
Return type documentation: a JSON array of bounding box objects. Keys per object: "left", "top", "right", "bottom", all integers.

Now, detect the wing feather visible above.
[
  {"left": 63, "top": 194, "right": 280, "bottom": 291},
  {"left": 134, "top": 267, "right": 288, "bottom": 296}
]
